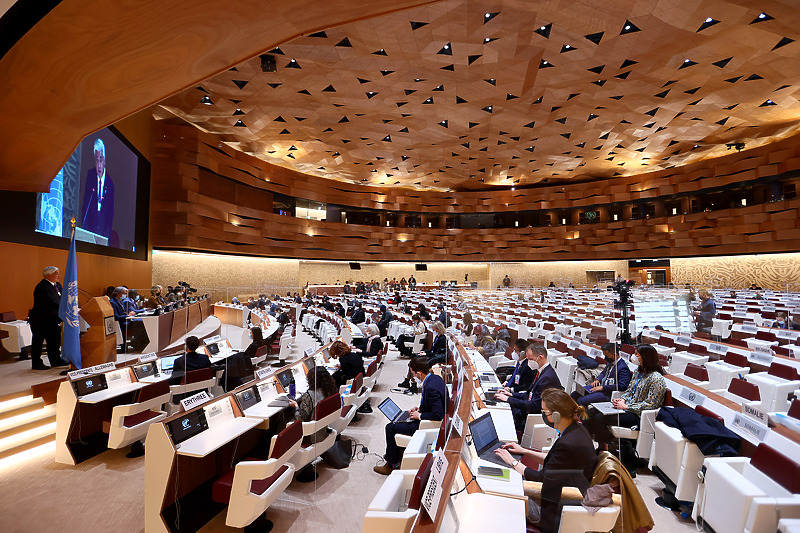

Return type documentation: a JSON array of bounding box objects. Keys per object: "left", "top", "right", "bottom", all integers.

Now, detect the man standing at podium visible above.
[
  {"left": 80, "top": 138, "right": 115, "bottom": 239},
  {"left": 29, "top": 266, "right": 69, "bottom": 370}
]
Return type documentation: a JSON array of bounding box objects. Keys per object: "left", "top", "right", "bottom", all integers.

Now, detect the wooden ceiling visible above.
[
  {"left": 0, "top": 0, "right": 436, "bottom": 192},
  {"left": 158, "top": 0, "right": 800, "bottom": 192}
]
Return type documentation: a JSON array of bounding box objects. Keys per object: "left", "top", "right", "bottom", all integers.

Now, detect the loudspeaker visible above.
[
  {"left": 349, "top": 262, "right": 361, "bottom": 270},
  {"left": 260, "top": 54, "right": 276, "bottom": 72},
  {"left": 415, "top": 264, "right": 427, "bottom": 271}
]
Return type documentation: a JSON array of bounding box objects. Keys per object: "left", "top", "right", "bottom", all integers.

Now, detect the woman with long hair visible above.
[
  {"left": 495, "top": 389, "right": 597, "bottom": 531},
  {"left": 291, "top": 366, "right": 338, "bottom": 442},
  {"left": 585, "top": 344, "right": 666, "bottom": 446}
]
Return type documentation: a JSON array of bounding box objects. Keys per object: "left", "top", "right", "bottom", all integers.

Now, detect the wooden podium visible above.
[{"left": 79, "top": 296, "right": 117, "bottom": 367}]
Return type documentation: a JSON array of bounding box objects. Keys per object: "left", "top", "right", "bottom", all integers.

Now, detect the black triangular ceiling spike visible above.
[
  {"left": 399, "top": 127, "right": 409, "bottom": 133},
  {"left": 274, "top": 115, "right": 286, "bottom": 122},
  {"left": 297, "top": 89, "right": 310, "bottom": 95},
  {"left": 725, "top": 75, "right": 742, "bottom": 83},
  {"left": 523, "top": 121, "right": 535, "bottom": 128},
  {"left": 539, "top": 59, "right": 554, "bottom": 68},
  {"left": 620, "top": 20, "right": 640, "bottom": 34},
  {"left": 506, "top": 93, "right": 518, "bottom": 100},
  {"left": 380, "top": 70, "right": 394, "bottom": 76},
  {"left": 268, "top": 47, "right": 284, "bottom": 55},
  {"left": 437, "top": 43, "right": 452, "bottom": 55},
  {"left": 773, "top": 37, "right": 794, "bottom": 50},
  {"left": 232, "top": 80, "right": 248, "bottom": 89},
  {"left": 644, "top": 107, "right": 658, "bottom": 116},
  {"left": 309, "top": 31, "right": 327, "bottom": 38},
  {"left": 373, "top": 49, "right": 388, "bottom": 56},
  {"left": 484, "top": 78, "right": 496, "bottom": 85},
  {"left": 335, "top": 37, "right": 352, "bottom": 47},
  {"left": 697, "top": 18, "right": 720, "bottom": 32},
  {"left": 751, "top": 12, "right": 774, "bottom": 24},
  {"left": 654, "top": 89, "right": 670, "bottom": 98},
  {"left": 483, "top": 12, "right": 500, "bottom": 24},
  {"left": 468, "top": 54, "right": 482, "bottom": 64},
  {"left": 584, "top": 31, "right": 603, "bottom": 45},
  {"left": 560, "top": 44, "right": 576, "bottom": 53},
  {"left": 712, "top": 57, "right": 733, "bottom": 68},
  {"left": 357, "top": 78, "right": 370, "bottom": 84},
  {"left": 410, "top": 21, "right": 428, "bottom": 30},
  {"left": 441, "top": 64, "right": 455, "bottom": 71},
  {"left": 456, "top": 96, "right": 467, "bottom": 104},
  {"left": 620, "top": 59, "right": 638, "bottom": 68},
  {"left": 286, "top": 59, "right": 301, "bottom": 68},
  {"left": 433, "top": 85, "right": 444, "bottom": 91},
  {"left": 534, "top": 23, "right": 551, "bottom": 38},
  {"left": 678, "top": 59, "right": 698, "bottom": 69},
  {"left": 322, "top": 84, "right": 336, "bottom": 92},
  {"left": 684, "top": 87, "right": 700, "bottom": 94},
  {"left": 745, "top": 73, "right": 764, "bottom": 81},
  {"left": 587, "top": 65, "right": 605, "bottom": 74}
]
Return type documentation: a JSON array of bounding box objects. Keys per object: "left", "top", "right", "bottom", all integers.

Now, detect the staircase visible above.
[{"left": 0, "top": 391, "right": 57, "bottom": 462}]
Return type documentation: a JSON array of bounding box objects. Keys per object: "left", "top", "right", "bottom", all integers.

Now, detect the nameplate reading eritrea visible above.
[{"left": 180, "top": 391, "right": 211, "bottom": 411}]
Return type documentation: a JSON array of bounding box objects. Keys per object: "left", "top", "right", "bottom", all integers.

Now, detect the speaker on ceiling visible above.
[
  {"left": 349, "top": 262, "right": 361, "bottom": 270},
  {"left": 415, "top": 264, "right": 427, "bottom": 271}
]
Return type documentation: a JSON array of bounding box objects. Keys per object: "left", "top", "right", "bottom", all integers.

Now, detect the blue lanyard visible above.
[{"left": 629, "top": 373, "right": 644, "bottom": 397}]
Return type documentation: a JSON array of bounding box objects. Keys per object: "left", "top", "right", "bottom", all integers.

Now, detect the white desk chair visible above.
[
  {"left": 521, "top": 413, "right": 545, "bottom": 449},
  {"left": 554, "top": 356, "right": 578, "bottom": 395},
  {"left": 329, "top": 403, "right": 358, "bottom": 436},
  {"left": 395, "top": 419, "right": 441, "bottom": 449},
  {"left": 288, "top": 394, "right": 341, "bottom": 482},
  {"left": 166, "top": 368, "right": 217, "bottom": 416},
  {"left": 747, "top": 363, "right": 800, "bottom": 412},
  {"left": 362, "top": 454, "right": 433, "bottom": 533},
  {"left": 693, "top": 443, "right": 800, "bottom": 533},
  {"left": 711, "top": 319, "right": 733, "bottom": 339},
  {"left": 608, "top": 390, "right": 669, "bottom": 461},
  {"left": 106, "top": 380, "right": 171, "bottom": 451},
  {"left": 400, "top": 428, "right": 440, "bottom": 470},
  {"left": 558, "top": 505, "right": 620, "bottom": 533},
  {"left": 212, "top": 419, "right": 303, "bottom": 529},
  {"left": 779, "top": 518, "right": 800, "bottom": 533},
  {"left": 649, "top": 405, "right": 723, "bottom": 507}
]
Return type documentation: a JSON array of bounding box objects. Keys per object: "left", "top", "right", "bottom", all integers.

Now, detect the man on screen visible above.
[{"left": 80, "top": 138, "right": 115, "bottom": 239}]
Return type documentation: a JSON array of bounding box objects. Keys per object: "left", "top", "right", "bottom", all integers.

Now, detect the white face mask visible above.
[
  {"left": 511, "top": 351, "right": 521, "bottom": 361},
  {"left": 630, "top": 355, "right": 639, "bottom": 366},
  {"left": 527, "top": 359, "right": 539, "bottom": 371}
]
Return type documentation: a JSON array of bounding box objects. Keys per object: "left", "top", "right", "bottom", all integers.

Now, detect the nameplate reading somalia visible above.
[
  {"left": 732, "top": 413, "right": 769, "bottom": 442},
  {"left": 742, "top": 403, "right": 769, "bottom": 426},
  {"left": 180, "top": 391, "right": 211, "bottom": 411}
]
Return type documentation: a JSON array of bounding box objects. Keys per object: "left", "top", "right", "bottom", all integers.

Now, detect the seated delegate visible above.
[
  {"left": 329, "top": 340, "right": 364, "bottom": 388},
  {"left": 495, "top": 389, "right": 597, "bottom": 532},
  {"left": 501, "top": 339, "right": 535, "bottom": 393},
  {"left": 169, "top": 335, "right": 212, "bottom": 385},
  {"left": 397, "top": 314, "right": 426, "bottom": 359},
  {"left": 374, "top": 357, "right": 447, "bottom": 475},
  {"left": 495, "top": 341, "right": 563, "bottom": 432},
  {"left": 572, "top": 343, "right": 631, "bottom": 407},
  {"left": 585, "top": 343, "right": 666, "bottom": 448},
  {"left": 420, "top": 320, "right": 447, "bottom": 365},
  {"left": 289, "top": 366, "right": 339, "bottom": 443}
]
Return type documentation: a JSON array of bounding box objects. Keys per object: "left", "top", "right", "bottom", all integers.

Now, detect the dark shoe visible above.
[
  {"left": 398, "top": 378, "right": 411, "bottom": 388},
  {"left": 32, "top": 362, "right": 51, "bottom": 370},
  {"left": 409, "top": 381, "right": 419, "bottom": 394},
  {"left": 358, "top": 400, "right": 373, "bottom": 414},
  {"left": 373, "top": 463, "right": 394, "bottom": 476},
  {"left": 18, "top": 350, "right": 30, "bottom": 361},
  {"left": 50, "top": 358, "right": 70, "bottom": 367}
]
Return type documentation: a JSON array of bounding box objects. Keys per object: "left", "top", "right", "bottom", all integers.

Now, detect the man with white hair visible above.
[
  {"left": 28, "top": 266, "right": 69, "bottom": 370},
  {"left": 80, "top": 137, "right": 115, "bottom": 239}
]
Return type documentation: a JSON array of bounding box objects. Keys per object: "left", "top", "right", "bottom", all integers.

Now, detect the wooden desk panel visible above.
[{"left": 169, "top": 307, "right": 188, "bottom": 344}]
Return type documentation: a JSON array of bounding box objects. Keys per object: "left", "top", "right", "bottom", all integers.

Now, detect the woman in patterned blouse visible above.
[{"left": 585, "top": 344, "right": 666, "bottom": 446}]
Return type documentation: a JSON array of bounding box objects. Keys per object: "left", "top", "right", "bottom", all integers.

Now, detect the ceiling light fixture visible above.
[{"left": 200, "top": 95, "right": 213, "bottom": 105}]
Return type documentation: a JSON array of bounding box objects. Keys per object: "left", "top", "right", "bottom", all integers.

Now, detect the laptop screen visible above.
[
  {"left": 73, "top": 374, "right": 109, "bottom": 396},
  {"left": 378, "top": 397, "right": 402, "bottom": 421},
  {"left": 133, "top": 362, "right": 156, "bottom": 380},
  {"left": 207, "top": 343, "right": 220, "bottom": 355},
  {"left": 234, "top": 386, "right": 261, "bottom": 411},
  {"left": 468, "top": 412, "right": 499, "bottom": 454},
  {"left": 304, "top": 356, "right": 316, "bottom": 370},
  {"left": 160, "top": 355, "right": 180, "bottom": 372}
]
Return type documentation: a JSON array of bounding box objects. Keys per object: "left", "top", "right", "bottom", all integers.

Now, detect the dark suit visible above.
[
  {"left": 424, "top": 334, "right": 448, "bottom": 365},
  {"left": 350, "top": 308, "right": 366, "bottom": 324},
  {"left": 29, "top": 278, "right": 63, "bottom": 366},
  {"left": 522, "top": 422, "right": 597, "bottom": 532},
  {"left": 333, "top": 351, "right": 365, "bottom": 388},
  {"left": 378, "top": 310, "right": 393, "bottom": 337},
  {"left": 110, "top": 296, "right": 148, "bottom": 351},
  {"left": 81, "top": 168, "right": 115, "bottom": 239},
  {"left": 437, "top": 311, "right": 450, "bottom": 327},
  {"left": 385, "top": 373, "right": 448, "bottom": 464},
  {"left": 574, "top": 358, "right": 632, "bottom": 407},
  {"left": 508, "top": 364, "right": 563, "bottom": 432},
  {"left": 169, "top": 350, "right": 212, "bottom": 385},
  {"left": 504, "top": 359, "right": 537, "bottom": 393}
]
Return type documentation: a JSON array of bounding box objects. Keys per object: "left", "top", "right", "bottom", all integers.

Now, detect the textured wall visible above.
[
  {"left": 488, "top": 260, "right": 629, "bottom": 288},
  {"left": 671, "top": 253, "right": 800, "bottom": 290},
  {"left": 152, "top": 251, "right": 300, "bottom": 302}
]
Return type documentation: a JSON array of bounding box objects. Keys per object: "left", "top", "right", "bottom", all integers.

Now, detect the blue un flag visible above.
[{"left": 58, "top": 229, "right": 81, "bottom": 368}]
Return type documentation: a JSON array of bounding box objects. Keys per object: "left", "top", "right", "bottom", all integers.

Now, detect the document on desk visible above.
[{"left": 592, "top": 402, "right": 625, "bottom": 415}]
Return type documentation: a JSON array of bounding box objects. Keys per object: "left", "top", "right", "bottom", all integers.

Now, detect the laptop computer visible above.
[
  {"left": 377, "top": 397, "right": 411, "bottom": 423},
  {"left": 160, "top": 354, "right": 181, "bottom": 373},
  {"left": 468, "top": 412, "right": 522, "bottom": 467},
  {"left": 132, "top": 362, "right": 158, "bottom": 380},
  {"left": 479, "top": 373, "right": 500, "bottom": 385}
]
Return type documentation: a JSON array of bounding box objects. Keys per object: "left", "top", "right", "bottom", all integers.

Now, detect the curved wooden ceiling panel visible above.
[
  {"left": 0, "top": 0, "right": 439, "bottom": 192},
  {"left": 159, "top": 0, "right": 800, "bottom": 192}
]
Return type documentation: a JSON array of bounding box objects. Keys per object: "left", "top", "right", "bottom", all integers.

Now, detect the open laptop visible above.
[
  {"left": 132, "top": 362, "right": 158, "bottom": 380},
  {"left": 478, "top": 373, "right": 500, "bottom": 385},
  {"left": 377, "top": 397, "right": 411, "bottom": 423},
  {"left": 468, "top": 412, "right": 522, "bottom": 467},
  {"left": 160, "top": 354, "right": 181, "bottom": 373}
]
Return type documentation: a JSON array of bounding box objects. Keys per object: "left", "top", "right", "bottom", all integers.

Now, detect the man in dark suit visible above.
[
  {"left": 350, "top": 301, "right": 366, "bottom": 324},
  {"left": 436, "top": 304, "right": 450, "bottom": 327},
  {"left": 29, "top": 266, "right": 69, "bottom": 370},
  {"left": 80, "top": 138, "right": 115, "bottom": 239},
  {"left": 572, "top": 343, "right": 631, "bottom": 407},
  {"left": 169, "top": 336, "right": 212, "bottom": 385},
  {"left": 496, "top": 342, "right": 563, "bottom": 432},
  {"left": 502, "top": 339, "right": 535, "bottom": 393},
  {"left": 110, "top": 286, "right": 148, "bottom": 352},
  {"left": 375, "top": 357, "right": 448, "bottom": 475}
]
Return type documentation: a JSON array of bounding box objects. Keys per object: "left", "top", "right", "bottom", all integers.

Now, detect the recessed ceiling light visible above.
[
  {"left": 200, "top": 95, "right": 213, "bottom": 105},
  {"left": 624, "top": 25, "right": 630, "bottom": 30},
  {"left": 705, "top": 17, "right": 713, "bottom": 22},
  {"left": 484, "top": 38, "right": 491, "bottom": 43}
]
